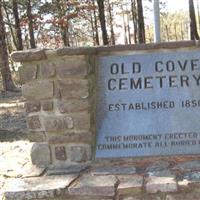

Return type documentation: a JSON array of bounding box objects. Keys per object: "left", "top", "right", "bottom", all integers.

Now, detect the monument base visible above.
[{"left": 3, "top": 159, "right": 200, "bottom": 200}]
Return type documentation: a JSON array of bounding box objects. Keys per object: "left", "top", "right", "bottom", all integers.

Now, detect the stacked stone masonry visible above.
[
  {"left": 4, "top": 160, "right": 200, "bottom": 200},
  {"left": 18, "top": 53, "right": 95, "bottom": 166}
]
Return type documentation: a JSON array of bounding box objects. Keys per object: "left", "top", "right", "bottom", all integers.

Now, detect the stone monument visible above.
[{"left": 3, "top": 41, "right": 200, "bottom": 200}]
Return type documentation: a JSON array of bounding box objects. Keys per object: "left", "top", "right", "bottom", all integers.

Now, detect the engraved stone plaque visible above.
[{"left": 96, "top": 49, "right": 200, "bottom": 158}]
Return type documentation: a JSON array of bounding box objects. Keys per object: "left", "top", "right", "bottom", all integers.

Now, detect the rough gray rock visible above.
[
  {"left": 68, "top": 175, "right": 118, "bottom": 197},
  {"left": 30, "top": 143, "right": 51, "bottom": 167},
  {"left": 173, "top": 161, "right": 200, "bottom": 171},
  {"left": 3, "top": 175, "right": 77, "bottom": 200},
  {"left": 92, "top": 166, "right": 136, "bottom": 175}
]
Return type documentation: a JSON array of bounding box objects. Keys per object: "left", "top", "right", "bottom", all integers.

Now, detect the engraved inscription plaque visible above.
[{"left": 96, "top": 50, "right": 200, "bottom": 158}]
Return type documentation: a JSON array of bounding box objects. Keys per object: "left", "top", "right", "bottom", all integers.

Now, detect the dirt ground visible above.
[
  {"left": 0, "top": 91, "right": 27, "bottom": 141},
  {"left": 0, "top": 91, "right": 33, "bottom": 199}
]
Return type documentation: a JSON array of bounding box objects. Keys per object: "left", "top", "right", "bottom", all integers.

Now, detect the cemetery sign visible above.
[{"left": 96, "top": 49, "right": 200, "bottom": 158}]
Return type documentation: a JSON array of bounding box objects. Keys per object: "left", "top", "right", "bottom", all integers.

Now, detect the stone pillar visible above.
[{"left": 13, "top": 49, "right": 95, "bottom": 167}]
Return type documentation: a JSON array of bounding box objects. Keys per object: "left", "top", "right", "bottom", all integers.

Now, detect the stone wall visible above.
[
  {"left": 4, "top": 160, "right": 200, "bottom": 200},
  {"left": 13, "top": 50, "right": 96, "bottom": 167},
  {"left": 11, "top": 40, "right": 200, "bottom": 167}
]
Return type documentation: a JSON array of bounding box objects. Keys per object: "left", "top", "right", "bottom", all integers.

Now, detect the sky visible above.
[
  {"left": 165, "top": 0, "right": 188, "bottom": 12},
  {"left": 116, "top": 0, "right": 191, "bottom": 44},
  {"left": 144, "top": 0, "right": 189, "bottom": 25}
]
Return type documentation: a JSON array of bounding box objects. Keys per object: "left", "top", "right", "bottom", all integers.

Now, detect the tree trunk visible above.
[
  {"left": 126, "top": 4, "right": 131, "bottom": 44},
  {"left": 148, "top": 29, "right": 153, "bottom": 43},
  {"left": 197, "top": 0, "right": 200, "bottom": 33},
  {"left": 181, "top": 23, "right": 184, "bottom": 40},
  {"left": 27, "top": 0, "right": 36, "bottom": 48},
  {"left": 3, "top": 2, "right": 18, "bottom": 49},
  {"left": 189, "top": 0, "right": 199, "bottom": 40},
  {"left": 127, "top": 20, "right": 131, "bottom": 44},
  {"left": 165, "top": 25, "right": 169, "bottom": 41},
  {"left": 174, "top": 24, "right": 178, "bottom": 41},
  {"left": 137, "top": 0, "right": 145, "bottom": 43},
  {"left": 122, "top": 6, "right": 128, "bottom": 45},
  {"left": 61, "top": 25, "right": 70, "bottom": 47},
  {"left": 108, "top": 0, "right": 115, "bottom": 45},
  {"left": 90, "top": 13, "right": 96, "bottom": 46},
  {"left": 55, "top": 0, "right": 70, "bottom": 47},
  {"left": 93, "top": 3, "right": 100, "bottom": 45},
  {"left": 0, "top": 1, "right": 16, "bottom": 91},
  {"left": 97, "top": 0, "right": 109, "bottom": 45},
  {"left": 5, "top": 31, "right": 12, "bottom": 54},
  {"left": 131, "top": 0, "right": 138, "bottom": 44},
  {"left": 12, "top": 0, "right": 23, "bottom": 50},
  {"left": 91, "top": 0, "right": 100, "bottom": 45}
]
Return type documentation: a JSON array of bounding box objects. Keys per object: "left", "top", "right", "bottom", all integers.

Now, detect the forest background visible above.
[{"left": 0, "top": 0, "right": 199, "bottom": 91}]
